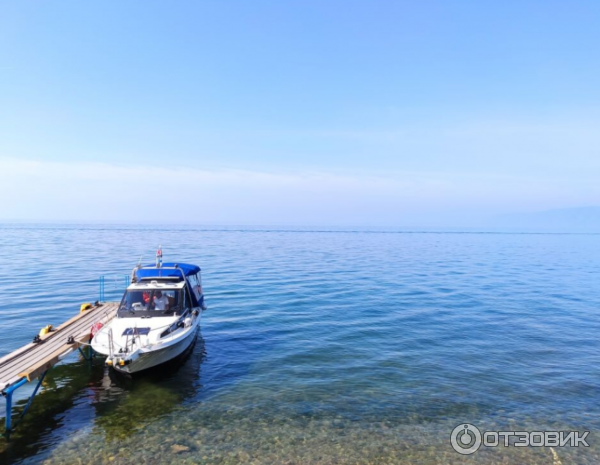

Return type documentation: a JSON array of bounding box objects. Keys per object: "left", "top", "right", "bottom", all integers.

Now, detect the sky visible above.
[{"left": 0, "top": 1, "right": 599, "bottom": 227}]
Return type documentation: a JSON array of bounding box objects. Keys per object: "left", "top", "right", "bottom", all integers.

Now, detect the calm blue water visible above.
[{"left": 1, "top": 224, "right": 599, "bottom": 464}]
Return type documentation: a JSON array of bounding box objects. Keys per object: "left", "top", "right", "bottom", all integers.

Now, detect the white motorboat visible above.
[{"left": 91, "top": 253, "right": 206, "bottom": 374}]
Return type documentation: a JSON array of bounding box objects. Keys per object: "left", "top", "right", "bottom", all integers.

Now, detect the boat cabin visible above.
[{"left": 118, "top": 262, "right": 205, "bottom": 318}]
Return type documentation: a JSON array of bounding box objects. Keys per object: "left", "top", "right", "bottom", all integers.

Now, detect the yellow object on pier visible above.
[
  {"left": 80, "top": 303, "right": 93, "bottom": 313},
  {"left": 38, "top": 325, "right": 53, "bottom": 337}
]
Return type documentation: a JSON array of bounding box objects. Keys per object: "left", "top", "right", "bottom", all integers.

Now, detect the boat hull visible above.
[{"left": 113, "top": 326, "right": 198, "bottom": 374}]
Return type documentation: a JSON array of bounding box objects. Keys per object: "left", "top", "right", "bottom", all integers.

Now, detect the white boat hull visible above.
[
  {"left": 114, "top": 326, "right": 198, "bottom": 374},
  {"left": 91, "top": 305, "right": 202, "bottom": 374}
]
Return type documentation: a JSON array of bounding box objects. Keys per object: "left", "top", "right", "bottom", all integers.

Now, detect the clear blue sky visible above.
[{"left": 1, "top": 1, "right": 599, "bottom": 226}]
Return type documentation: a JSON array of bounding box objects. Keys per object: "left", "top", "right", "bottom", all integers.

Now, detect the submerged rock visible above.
[{"left": 171, "top": 444, "right": 190, "bottom": 454}]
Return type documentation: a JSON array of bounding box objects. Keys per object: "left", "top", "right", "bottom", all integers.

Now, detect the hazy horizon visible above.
[{"left": 1, "top": 205, "right": 600, "bottom": 233}]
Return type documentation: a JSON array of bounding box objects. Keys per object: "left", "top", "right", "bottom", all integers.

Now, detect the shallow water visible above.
[{"left": 0, "top": 224, "right": 599, "bottom": 464}]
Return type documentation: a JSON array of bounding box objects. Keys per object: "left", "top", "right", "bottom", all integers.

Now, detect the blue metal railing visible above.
[{"left": 99, "top": 275, "right": 130, "bottom": 302}]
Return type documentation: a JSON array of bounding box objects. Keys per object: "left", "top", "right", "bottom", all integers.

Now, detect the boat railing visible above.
[{"left": 108, "top": 328, "right": 114, "bottom": 360}]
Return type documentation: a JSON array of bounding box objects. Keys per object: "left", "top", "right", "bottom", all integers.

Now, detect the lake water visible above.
[{"left": 0, "top": 224, "right": 599, "bottom": 464}]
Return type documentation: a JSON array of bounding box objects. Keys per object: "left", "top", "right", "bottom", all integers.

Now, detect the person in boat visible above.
[{"left": 153, "top": 290, "right": 170, "bottom": 311}]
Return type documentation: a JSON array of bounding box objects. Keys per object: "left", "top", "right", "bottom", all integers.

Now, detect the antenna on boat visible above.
[{"left": 156, "top": 245, "right": 163, "bottom": 268}]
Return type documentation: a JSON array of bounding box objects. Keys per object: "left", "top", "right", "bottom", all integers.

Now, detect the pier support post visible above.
[
  {"left": 3, "top": 377, "right": 27, "bottom": 437},
  {"left": 2, "top": 371, "right": 48, "bottom": 438},
  {"left": 78, "top": 346, "right": 95, "bottom": 361}
]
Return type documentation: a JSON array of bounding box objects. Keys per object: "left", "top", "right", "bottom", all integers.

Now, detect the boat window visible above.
[
  {"left": 118, "top": 288, "right": 183, "bottom": 317},
  {"left": 183, "top": 286, "right": 192, "bottom": 310},
  {"left": 119, "top": 290, "right": 147, "bottom": 313},
  {"left": 188, "top": 273, "right": 203, "bottom": 300}
]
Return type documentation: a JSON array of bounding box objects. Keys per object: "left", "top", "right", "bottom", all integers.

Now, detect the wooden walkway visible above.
[{"left": 0, "top": 302, "right": 118, "bottom": 392}]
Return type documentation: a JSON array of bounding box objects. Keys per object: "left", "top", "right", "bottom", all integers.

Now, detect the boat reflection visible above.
[{"left": 93, "top": 332, "right": 206, "bottom": 440}]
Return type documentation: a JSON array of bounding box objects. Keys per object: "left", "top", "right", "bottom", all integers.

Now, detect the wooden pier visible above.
[{"left": 0, "top": 302, "right": 118, "bottom": 436}]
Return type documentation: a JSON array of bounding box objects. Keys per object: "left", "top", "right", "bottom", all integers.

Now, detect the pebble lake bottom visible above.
[{"left": 0, "top": 224, "right": 599, "bottom": 465}]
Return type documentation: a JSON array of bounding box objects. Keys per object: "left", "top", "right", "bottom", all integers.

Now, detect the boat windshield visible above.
[{"left": 118, "top": 289, "right": 182, "bottom": 317}]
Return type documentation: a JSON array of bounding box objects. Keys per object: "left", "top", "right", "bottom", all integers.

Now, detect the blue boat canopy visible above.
[{"left": 136, "top": 262, "right": 201, "bottom": 280}]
